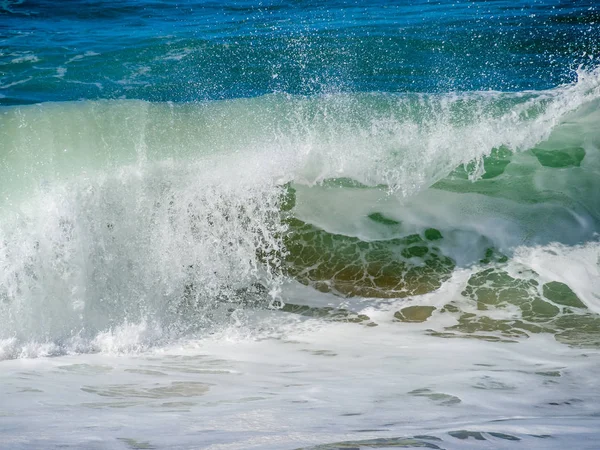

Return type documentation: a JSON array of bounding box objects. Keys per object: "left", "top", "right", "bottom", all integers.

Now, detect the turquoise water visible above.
[
  {"left": 1, "top": 1, "right": 600, "bottom": 449},
  {"left": 2, "top": 0, "right": 599, "bottom": 104}
]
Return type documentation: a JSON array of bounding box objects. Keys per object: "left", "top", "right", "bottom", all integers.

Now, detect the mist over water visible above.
[{"left": 1, "top": 1, "right": 600, "bottom": 449}]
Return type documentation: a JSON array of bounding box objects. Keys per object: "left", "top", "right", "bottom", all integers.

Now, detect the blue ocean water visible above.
[{"left": 1, "top": 0, "right": 598, "bottom": 104}]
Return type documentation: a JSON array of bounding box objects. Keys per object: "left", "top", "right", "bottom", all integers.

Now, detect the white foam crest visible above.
[
  {"left": 91, "top": 320, "right": 163, "bottom": 354},
  {"left": 2, "top": 69, "right": 599, "bottom": 203},
  {"left": 289, "top": 67, "right": 600, "bottom": 196},
  {"left": 513, "top": 240, "right": 600, "bottom": 313},
  {"left": 0, "top": 155, "right": 288, "bottom": 359},
  {"left": 0, "top": 338, "right": 18, "bottom": 360}
]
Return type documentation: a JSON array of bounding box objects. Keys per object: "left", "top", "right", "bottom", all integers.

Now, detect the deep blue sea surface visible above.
[{"left": 1, "top": 0, "right": 599, "bottom": 104}]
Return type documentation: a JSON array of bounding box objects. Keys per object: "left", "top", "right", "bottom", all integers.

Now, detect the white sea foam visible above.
[
  {"left": 0, "top": 76, "right": 32, "bottom": 89},
  {"left": 0, "top": 305, "right": 598, "bottom": 449},
  {"left": 53, "top": 66, "right": 67, "bottom": 78},
  {"left": 10, "top": 52, "right": 39, "bottom": 64},
  {"left": 65, "top": 51, "right": 100, "bottom": 65},
  {"left": 513, "top": 241, "right": 600, "bottom": 313}
]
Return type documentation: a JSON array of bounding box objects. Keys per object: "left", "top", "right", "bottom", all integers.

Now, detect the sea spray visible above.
[{"left": 0, "top": 69, "right": 600, "bottom": 357}]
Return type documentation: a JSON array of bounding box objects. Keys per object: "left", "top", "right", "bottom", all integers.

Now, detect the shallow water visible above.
[{"left": 1, "top": 1, "right": 600, "bottom": 449}]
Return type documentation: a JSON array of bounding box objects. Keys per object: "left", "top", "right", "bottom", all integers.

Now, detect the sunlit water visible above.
[
  {"left": 1, "top": 1, "right": 600, "bottom": 449},
  {"left": 2, "top": 301, "right": 600, "bottom": 449}
]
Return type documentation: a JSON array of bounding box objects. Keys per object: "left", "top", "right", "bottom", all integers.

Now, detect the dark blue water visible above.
[{"left": 1, "top": 0, "right": 598, "bottom": 105}]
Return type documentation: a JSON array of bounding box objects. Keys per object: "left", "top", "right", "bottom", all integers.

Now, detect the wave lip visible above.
[{"left": 1, "top": 67, "right": 600, "bottom": 200}]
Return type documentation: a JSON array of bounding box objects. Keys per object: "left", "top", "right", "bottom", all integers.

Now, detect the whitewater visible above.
[{"left": 2, "top": 1, "right": 600, "bottom": 449}]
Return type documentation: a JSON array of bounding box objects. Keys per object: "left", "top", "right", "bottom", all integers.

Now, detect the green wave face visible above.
[
  {"left": 427, "top": 262, "right": 600, "bottom": 347},
  {"left": 279, "top": 221, "right": 600, "bottom": 348},
  {"left": 283, "top": 218, "right": 454, "bottom": 298}
]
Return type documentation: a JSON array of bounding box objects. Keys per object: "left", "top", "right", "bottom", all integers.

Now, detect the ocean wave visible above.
[{"left": 0, "top": 69, "right": 599, "bottom": 358}]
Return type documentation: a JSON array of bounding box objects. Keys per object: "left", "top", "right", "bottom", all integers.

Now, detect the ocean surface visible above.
[{"left": 1, "top": 1, "right": 600, "bottom": 449}]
